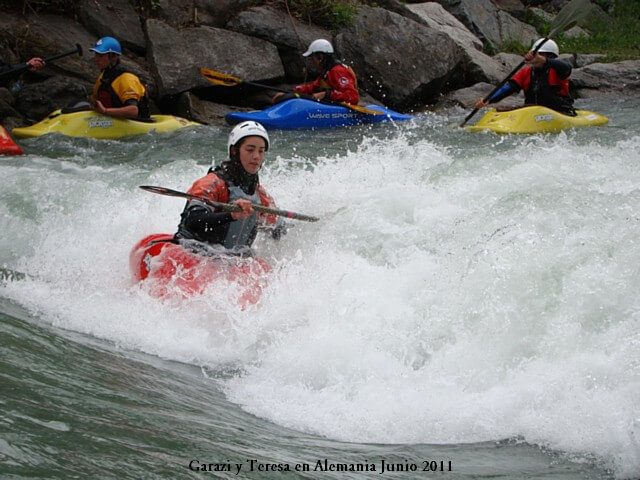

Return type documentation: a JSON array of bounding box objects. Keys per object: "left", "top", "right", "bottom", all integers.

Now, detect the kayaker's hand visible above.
[
  {"left": 95, "top": 100, "right": 107, "bottom": 115},
  {"left": 525, "top": 51, "right": 547, "bottom": 68},
  {"left": 272, "top": 92, "right": 284, "bottom": 104},
  {"left": 474, "top": 97, "right": 489, "bottom": 109},
  {"left": 26, "top": 57, "right": 45, "bottom": 71},
  {"left": 313, "top": 91, "right": 327, "bottom": 101},
  {"left": 231, "top": 199, "right": 254, "bottom": 220}
]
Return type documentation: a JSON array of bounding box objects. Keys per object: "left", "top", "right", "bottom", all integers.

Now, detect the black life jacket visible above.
[
  {"left": 97, "top": 63, "right": 150, "bottom": 119},
  {"left": 522, "top": 65, "right": 575, "bottom": 116}
]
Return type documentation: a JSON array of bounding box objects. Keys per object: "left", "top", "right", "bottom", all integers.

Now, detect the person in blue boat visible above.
[
  {"left": 273, "top": 38, "right": 360, "bottom": 105},
  {"left": 174, "top": 121, "right": 285, "bottom": 256},
  {"left": 474, "top": 38, "right": 575, "bottom": 115},
  {"left": 89, "top": 36, "right": 150, "bottom": 119}
]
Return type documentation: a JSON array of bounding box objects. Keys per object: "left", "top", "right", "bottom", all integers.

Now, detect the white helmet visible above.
[
  {"left": 227, "top": 121, "right": 270, "bottom": 156},
  {"left": 302, "top": 38, "right": 334, "bottom": 57},
  {"left": 532, "top": 38, "right": 559, "bottom": 57}
]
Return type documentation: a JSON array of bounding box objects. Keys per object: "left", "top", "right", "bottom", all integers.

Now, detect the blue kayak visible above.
[{"left": 225, "top": 98, "right": 413, "bottom": 130}]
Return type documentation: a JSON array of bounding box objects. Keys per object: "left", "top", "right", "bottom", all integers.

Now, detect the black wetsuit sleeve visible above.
[
  {"left": 547, "top": 58, "right": 572, "bottom": 79},
  {"left": 178, "top": 203, "right": 234, "bottom": 243}
]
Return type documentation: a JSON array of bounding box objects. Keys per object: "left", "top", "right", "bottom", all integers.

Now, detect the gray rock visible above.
[
  {"left": 497, "top": 10, "right": 539, "bottom": 48},
  {"left": 571, "top": 60, "right": 640, "bottom": 91},
  {"left": 145, "top": 19, "right": 284, "bottom": 97},
  {"left": 7, "top": 13, "right": 98, "bottom": 83},
  {"left": 227, "top": 6, "right": 329, "bottom": 50},
  {"left": 195, "top": 0, "right": 258, "bottom": 28},
  {"left": 564, "top": 25, "right": 589, "bottom": 39},
  {"left": 439, "top": 81, "right": 522, "bottom": 109},
  {"left": 574, "top": 53, "right": 606, "bottom": 68},
  {"left": 406, "top": 2, "right": 483, "bottom": 51},
  {"left": 493, "top": 52, "right": 523, "bottom": 71},
  {"left": 146, "top": 0, "right": 194, "bottom": 28},
  {"left": 453, "top": 0, "right": 538, "bottom": 50},
  {"left": 0, "top": 87, "right": 14, "bottom": 106},
  {"left": 172, "top": 91, "right": 242, "bottom": 126},
  {"left": 492, "top": 0, "right": 527, "bottom": 21},
  {"left": 0, "top": 88, "right": 20, "bottom": 119},
  {"left": 78, "top": 0, "right": 146, "bottom": 54},
  {"left": 226, "top": 6, "right": 331, "bottom": 81},
  {"left": 558, "top": 53, "right": 576, "bottom": 67},
  {"left": 529, "top": 7, "right": 553, "bottom": 24},
  {"left": 15, "top": 76, "right": 93, "bottom": 121},
  {"left": 336, "top": 6, "right": 463, "bottom": 108},
  {"left": 406, "top": 3, "right": 510, "bottom": 86}
]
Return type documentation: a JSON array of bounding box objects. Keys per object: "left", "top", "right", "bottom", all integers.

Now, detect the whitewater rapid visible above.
[{"left": 2, "top": 109, "right": 639, "bottom": 477}]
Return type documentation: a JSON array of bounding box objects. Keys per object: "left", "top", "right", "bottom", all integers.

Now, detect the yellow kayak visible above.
[
  {"left": 465, "top": 106, "right": 608, "bottom": 134},
  {"left": 12, "top": 109, "right": 201, "bottom": 139}
]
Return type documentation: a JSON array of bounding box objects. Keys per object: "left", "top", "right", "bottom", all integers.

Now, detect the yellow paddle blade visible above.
[
  {"left": 340, "top": 102, "right": 384, "bottom": 116},
  {"left": 200, "top": 67, "right": 242, "bottom": 87}
]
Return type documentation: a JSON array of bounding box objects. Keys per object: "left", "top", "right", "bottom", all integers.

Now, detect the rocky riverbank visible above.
[{"left": 1, "top": 0, "right": 639, "bottom": 129}]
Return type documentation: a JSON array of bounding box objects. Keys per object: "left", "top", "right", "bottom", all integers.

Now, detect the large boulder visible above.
[
  {"left": 439, "top": 80, "right": 522, "bottom": 109},
  {"left": 226, "top": 6, "right": 331, "bottom": 81},
  {"left": 14, "top": 76, "right": 93, "bottom": 121},
  {"left": 336, "top": 6, "right": 463, "bottom": 109},
  {"left": 0, "top": 88, "right": 21, "bottom": 122},
  {"left": 195, "top": 0, "right": 259, "bottom": 28},
  {"left": 1, "top": 13, "right": 97, "bottom": 83},
  {"left": 492, "top": 0, "right": 528, "bottom": 21},
  {"left": 226, "top": 5, "right": 329, "bottom": 49},
  {"left": 406, "top": 3, "right": 509, "bottom": 86},
  {"left": 143, "top": 0, "right": 194, "bottom": 28},
  {"left": 171, "top": 91, "right": 241, "bottom": 126},
  {"left": 406, "top": 2, "right": 483, "bottom": 51},
  {"left": 574, "top": 53, "right": 606, "bottom": 68},
  {"left": 145, "top": 19, "right": 284, "bottom": 97},
  {"left": 78, "top": 0, "right": 146, "bottom": 54},
  {"left": 571, "top": 60, "right": 640, "bottom": 94},
  {"left": 447, "top": 0, "right": 539, "bottom": 50}
]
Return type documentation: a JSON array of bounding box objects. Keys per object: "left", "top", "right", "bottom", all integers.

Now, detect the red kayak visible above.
[
  {"left": 130, "top": 233, "right": 270, "bottom": 307},
  {"left": 1, "top": 125, "right": 23, "bottom": 155}
]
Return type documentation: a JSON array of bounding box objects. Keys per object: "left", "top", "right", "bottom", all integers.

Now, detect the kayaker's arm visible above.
[
  {"left": 487, "top": 81, "right": 519, "bottom": 104},
  {"left": 178, "top": 204, "right": 234, "bottom": 243},
  {"left": 95, "top": 99, "right": 139, "bottom": 119},
  {"left": 474, "top": 81, "right": 518, "bottom": 109},
  {"left": 546, "top": 58, "right": 572, "bottom": 78}
]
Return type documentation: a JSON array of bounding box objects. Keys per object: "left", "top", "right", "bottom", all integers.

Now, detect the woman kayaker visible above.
[
  {"left": 474, "top": 38, "right": 575, "bottom": 115},
  {"left": 89, "top": 36, "right": 150, "bottom": 120},
  {"left": 273, "top": 38, "right": 359, "bottom": 105},
  {"left": 174, "top": 121, "right": 285, "bottom": 256}
]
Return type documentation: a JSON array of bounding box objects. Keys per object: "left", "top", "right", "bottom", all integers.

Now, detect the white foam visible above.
[{"left": 2, "top": 129, "right": 640, "bottom": 477}]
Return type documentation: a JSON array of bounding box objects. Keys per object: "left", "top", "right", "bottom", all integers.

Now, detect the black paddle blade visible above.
[
  {"left": 549, "top": 0, "right": 592, "bottom": 37},
  {"left": 139, "top": 185, "right": 184, "bottom": 197}
]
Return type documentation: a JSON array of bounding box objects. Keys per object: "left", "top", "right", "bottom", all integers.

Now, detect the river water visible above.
[{"left": 1, "top": 95, "right": 639, "bottom": 479}]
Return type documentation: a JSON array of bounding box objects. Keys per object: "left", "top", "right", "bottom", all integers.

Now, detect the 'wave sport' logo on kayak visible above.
[
  {"left": 88, "top": 118, "right": 114, "bottom": 129},
  {"left": 534, "top": 114, "right": 554, "bottom": 123},
  {"left": 307, "top": 113, "right": 357, "bottom": 119}
]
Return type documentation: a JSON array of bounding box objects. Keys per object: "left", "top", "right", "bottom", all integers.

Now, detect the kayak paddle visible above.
[
  {"left": 0, "top": 44, "right": 83, "bottom": 82},
  {"left": 199, "top": 67, "right": 384, "bottom": 116},
  {"left": 460, "top": 0, "right": 592, "bottom": 128},
  {"left": 140, "top": 185, "right": 320, "bottom": 222}
]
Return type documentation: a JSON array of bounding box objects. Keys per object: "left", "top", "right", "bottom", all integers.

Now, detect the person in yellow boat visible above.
[
  {"left": 474, "top": 38, "right": 575, "bottom": 115},
  {"left": 89, "top": 36, "right": 150, "bottom": 119},
  {"left": 273, "top": 39, "right": 359, "bottom": 105}
]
